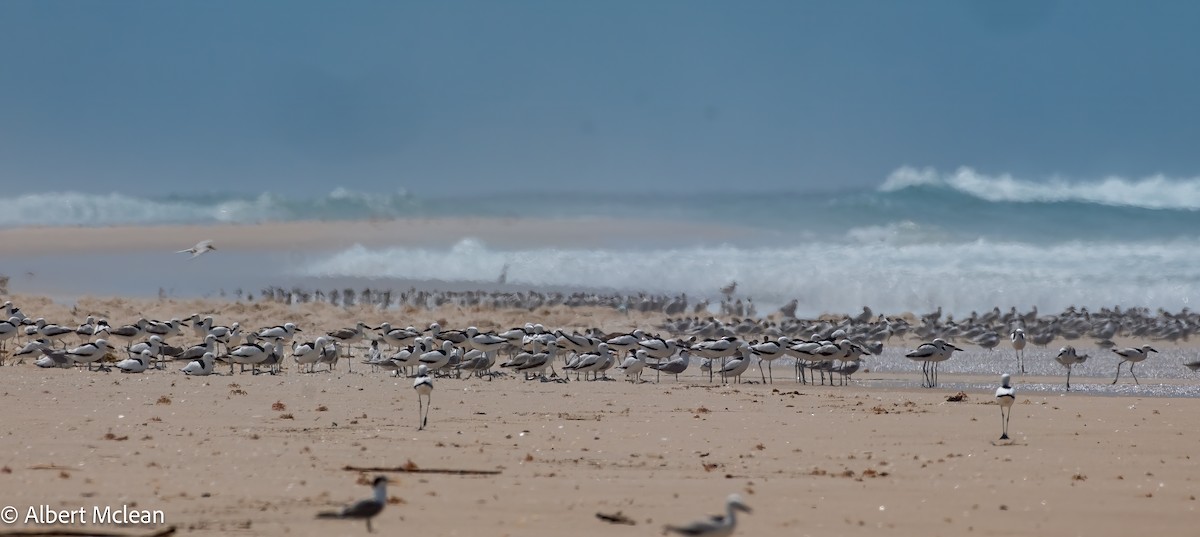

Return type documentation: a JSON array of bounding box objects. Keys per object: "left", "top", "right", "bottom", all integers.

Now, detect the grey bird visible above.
[
  {"left": 665, "top": 494, "right": 751, "bottom": 537},
  {"left": 316, "top": 476, "right": 389, "bottom": 532}
]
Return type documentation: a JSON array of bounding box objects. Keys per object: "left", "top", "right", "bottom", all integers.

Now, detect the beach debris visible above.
[
  {"left": 946, "top": 392, "right": 968, "bottom": 402},
  {"left": 595, "top": 511, "right": 636, "bottom": 525},
  {"left": 342, "top": 463, "right": 501, "bottom": 476}
]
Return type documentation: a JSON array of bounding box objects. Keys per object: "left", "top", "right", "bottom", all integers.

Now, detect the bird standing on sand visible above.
[
  {"left": 1010, "top": 328, "right": 1027, "bottom": 373},
  {"left": 1111, "top": 344, "right": 1157, "bottom": 385},
  {"left": 413, "top": 364, "right": 433, "bottom": 430},
  {"left": 995, "top": 374, "right": 1016, "bottom": 441},
  {"left": 316, "top": 476, "right": 389, "bottom": 533},
  {"left": 1055, "top": 346, "right": 1088, "bottom": 391},
  {"left": 177, "top": 240, "right": 216, "bottom": 259},
  {"left": 665, "top": 494, "right": 751, "bottom": 537}
]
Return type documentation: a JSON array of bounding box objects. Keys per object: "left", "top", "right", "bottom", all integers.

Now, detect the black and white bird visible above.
[
  {"left": 905, "top": 338, "right": 962, "bottom": 388},
  {"left": 177, "top": 239, "right": 216, "bottom": 259},
  {"left": 316, "top": 476, "right": 389, "bottom": 533},
  {"left": 115, "top": 350, "right": 153, "bottom": 373},
  {"left": 180, "top": 352, "right": 215, "bottom": 376},
  {"left": 750, "top": 337, "right": 789, "bottom": 384},
  {"left": 292, "top": 336, "right": 330, "bottom": 373},
  {"left": 413, "top": 364, "right": 434, "bottom": 430},
  {"left": 1111, "top": 344, "right": 1157, "bottom": 385},
  {"left": 257, "top": 322, "right": 301, "bottom": 343},
  {"left": 664, "top": 493, "right": 751, "bottom": 537},
  {"left": 995, "top": 373, "right": 1016, "bottom": 441},
  {"left": 66, "top": 339, "right": 113, "bottom": 371}
]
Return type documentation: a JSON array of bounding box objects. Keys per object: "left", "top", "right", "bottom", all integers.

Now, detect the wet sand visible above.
[{"left": 0, "top": 217, "right": 756, "bottom": 256}]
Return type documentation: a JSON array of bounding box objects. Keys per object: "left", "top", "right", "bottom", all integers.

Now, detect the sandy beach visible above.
[{"left": 0, "top": 291, "right": 1197, "bottom": 537}]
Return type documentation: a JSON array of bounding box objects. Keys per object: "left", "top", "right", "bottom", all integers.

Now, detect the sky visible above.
[{"left": 2, "top": 1, "right": 1199, "bottom": 197}]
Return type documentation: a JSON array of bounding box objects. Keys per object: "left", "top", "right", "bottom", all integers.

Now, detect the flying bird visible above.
[{"left": 177, "top": 240, "right": 216, "bottom": 259}]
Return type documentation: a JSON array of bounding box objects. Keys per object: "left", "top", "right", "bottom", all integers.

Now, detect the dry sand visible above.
[{"left": 0, "top": 296, "right": 1197, "bottom": 537}]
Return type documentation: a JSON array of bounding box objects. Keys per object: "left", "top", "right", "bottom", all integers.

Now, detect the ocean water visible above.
[{"left": 5, "top": 167, "right": 1200, "bottom": 317}]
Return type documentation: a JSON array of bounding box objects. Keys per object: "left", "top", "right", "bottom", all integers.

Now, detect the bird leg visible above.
[
  {"left": 417, "top": 396, "right": 424, "bottom": 431},
  {"left": 999, "top": 407, "right": 1009, "bottom": 440},
  {"left": 1112, "top": 361, "right": 1123, "bottom": 385}
]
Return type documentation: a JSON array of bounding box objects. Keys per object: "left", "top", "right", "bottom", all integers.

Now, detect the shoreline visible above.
[{"left": 0, "top": 216, "right": 759, "bottom": 256}]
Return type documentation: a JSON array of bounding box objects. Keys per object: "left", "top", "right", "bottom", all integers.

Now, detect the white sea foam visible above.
[
  {"left": 294, "top": 236, "right": 1200, "bottom": 316},
  {"left": 0, "top": 188, "right": 413, "bottom": 228},
  {"left": 883, "top": 166, "right": 1200, "bottom": 210}
]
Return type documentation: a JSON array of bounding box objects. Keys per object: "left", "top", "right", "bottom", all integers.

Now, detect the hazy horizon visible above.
[{"left": 3, "top": 1, "right": 1200, "bottom": 197}]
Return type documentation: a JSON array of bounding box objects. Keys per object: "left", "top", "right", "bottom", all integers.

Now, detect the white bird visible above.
[
  {"left": 181, "top": 352, "right": 215, "bottom": 376},
  {"left": 177, "top": 239, "right": 216, "bottom": 259},
  {"left": 316, "top": 476, "right": 389, "bottom": 533},
  {"left": 227, "top": 340, "right": 274, "bottom": 375},
  {"left": 995, "top": 373, "right": 1016, "bottom": 441},
  {"left": 115, "top": 350, "right": 152, "bottom": 373},
  {"left": 1055, "top": 346, "right": 1089, "bottom": 391},
  {"left": 1111, "top": 344, "right": 1157, "bottom": 385},
  {"left": 619, "top": 350, "right": 647, "bottom": 383},
  {"left": 129, "top": 335, "right": 163, "bottom": 361},
  {"left": 66, "top": 339, "right": 112, "bottom": 371},
  {"left": 665, "top": 494, "right": 751, "bottom": 537},
  {"left": 418, "top": 340, "right": 455, "bottom": 371},
  {"left": 35, "top": 319, "right": 75, "bottom": 344},
  {"left": 413, "top": 364, "right": 433, "bottom": 430},
  {"left": 1010, "top": 328, "right": 1027, "bottom": 373},
  {"left": 292, "top": 336, "right": 330, "bottom": 373}
]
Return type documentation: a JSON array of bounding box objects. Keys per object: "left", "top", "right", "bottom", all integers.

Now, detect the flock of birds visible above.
[
  {"left": 7, "top": 291, "right": 1200, "bottom": 534},
  {"left": 2, "top": 300, "right": 1197, "bottom": 394}
]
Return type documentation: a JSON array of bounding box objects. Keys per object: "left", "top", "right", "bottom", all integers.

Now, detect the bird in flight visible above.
[{"left": 177, "top": 240, "right": 216, "bottom": 259}]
